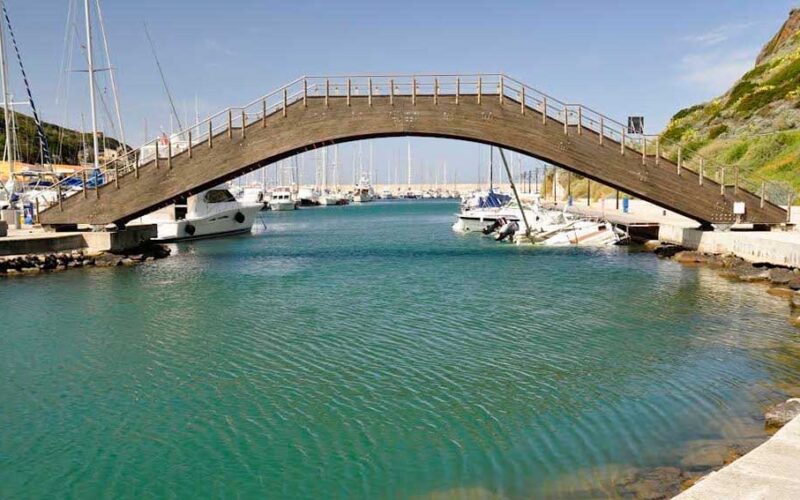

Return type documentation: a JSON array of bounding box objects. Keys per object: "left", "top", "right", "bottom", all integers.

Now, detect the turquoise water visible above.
[{"left": 2, "top": 201, "right": 799, "bottom": 498}]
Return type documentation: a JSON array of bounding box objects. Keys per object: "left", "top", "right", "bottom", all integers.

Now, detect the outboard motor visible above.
[
  {"left": 482, "top": 218, "right": 504, "bottom": 235},
  {"left": 495, "top": 220, "right": 519, "bottom": 241}
]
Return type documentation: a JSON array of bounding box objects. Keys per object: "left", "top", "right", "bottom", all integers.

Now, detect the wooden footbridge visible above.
[{"left": 39, "top": 74, "right": 788, "bottom": 227}]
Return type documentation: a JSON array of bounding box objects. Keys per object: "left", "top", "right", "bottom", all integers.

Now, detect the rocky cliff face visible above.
[{"left": 662, "top": 8, "right": 800, "bottom": 189}]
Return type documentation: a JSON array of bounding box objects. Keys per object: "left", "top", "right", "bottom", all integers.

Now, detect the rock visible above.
[
  {"left": 145, "top": 256, "right": 155, "bottom": 262},
  {"left": 720, "top": 254, "right": 745, "bottom": 269},
  {"left": 94, "top": 253, "right": 121, "bottom": 267},
  {"left": 20, "top": 267, "right": 41, "bottom": 275},
  {"left": 737, "top": 267, "right": 771, "bottom": 282},
  {"left": 767, "top": 287, "right": 794, "bottom": 298},
  {"left": 674, "top": 251, "right": 709, "bottom": 264},
  {"left": 128, "top": 254, "right": 145, "bottom": 262},
  {"left": 769, "top": 268, "right": 794, "bottom": 285},
  {"left": 791, "top": 292, "right": 800, "bottom": 308},
  {"left": 789, "top": 276, "right": 800, "bottom": 290},
  {"left": 642, "top": 240, "right": 661, "bottom": 251},
  {"left": 615, "top": 466, "right": 686, "bottom": 499},
  {"left": 654, "top": 244, "right": 684, "bottom": 258},
  {"left": 765, "top": 398, "right": 800, "bottom": 428},
  {"left": 680, "top": 440, "right": 734, "bottom": 471},
  {"left": 120, "top": 258, "right": 137, "bottom": 267}
]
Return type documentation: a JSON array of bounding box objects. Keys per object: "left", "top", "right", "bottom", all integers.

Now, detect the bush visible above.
[{"left": 707, "top": 124, "right": 728, "bottom": 140}]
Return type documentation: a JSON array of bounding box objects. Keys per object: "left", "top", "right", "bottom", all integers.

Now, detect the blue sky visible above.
[{"left": 3, "top": 0, "right": 797, "bottom": 184}]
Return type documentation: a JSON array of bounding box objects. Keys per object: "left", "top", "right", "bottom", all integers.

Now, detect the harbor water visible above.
[{"left": 2, "top": 200, "right": 799, "bottom": 498}]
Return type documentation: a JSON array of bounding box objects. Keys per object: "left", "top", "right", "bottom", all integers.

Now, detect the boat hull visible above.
[{"left": 154, "top": 204, "right": 261, "bottom": 242}]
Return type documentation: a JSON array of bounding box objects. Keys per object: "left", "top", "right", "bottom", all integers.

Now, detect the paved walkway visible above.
[{"left": 675, "top": 416, "right": 800, "bottom": 498}]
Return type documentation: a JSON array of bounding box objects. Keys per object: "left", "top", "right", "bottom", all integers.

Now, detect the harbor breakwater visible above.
[{"left": 0, "top": 244, "right": 171, "bottom": 277}]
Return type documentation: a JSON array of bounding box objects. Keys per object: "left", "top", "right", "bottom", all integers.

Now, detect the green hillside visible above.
[
  {"left": 661, "top": 8, "right": 800, "bottom": 190},
  {"left": 0, "top": 110, "right": 125, "bottom": 166}
]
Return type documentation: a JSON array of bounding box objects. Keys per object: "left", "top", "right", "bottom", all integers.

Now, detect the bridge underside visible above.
[{"left": 40, "top": 94, "right": 786, "bottom": 226}]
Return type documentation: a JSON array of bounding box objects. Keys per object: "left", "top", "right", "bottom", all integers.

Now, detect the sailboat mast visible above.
[
  {"left": 489, "top": 146, "right": 493, "bottom": 190},
  {"left": 406, "top": 140, "right": 411, "bottom": 187},
  {"left": 84, "top": 0, "right": 100, "bottom": 170},
  {"left": 334, "top": 144, "right": 339, "bottom": 191},
  {"left": 321, "top": 146, "right": 327, "bottom": 190},
  {"left": 0, "top": 0, "right": 13, "bottom": 177},
  {"left": 93, "top": 0, "right": 125, "bottom": 154}
]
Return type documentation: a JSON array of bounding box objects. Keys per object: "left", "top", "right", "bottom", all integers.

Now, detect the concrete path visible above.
[{"left": 675, "top": 416, "right": 800, "bottom": 499}]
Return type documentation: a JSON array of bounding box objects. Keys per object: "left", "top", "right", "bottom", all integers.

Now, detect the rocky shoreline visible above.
[{"left": 0, "top": 244, "right": 171, "bottom": 277}]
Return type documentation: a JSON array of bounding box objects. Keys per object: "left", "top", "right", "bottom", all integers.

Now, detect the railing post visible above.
[
  {"left": 227, "top": 109, "right": 233, "bottom": 138},
  {"left": 114, "top": 162, "right": 119, "bottom": 189},
  {"left": 82, "top": 170, "right": 87, "bottom": 198},
  {"left": 389, "top": 79, "right": 394, "bottom": 106},
  {"left": 188, "top": 130, "right": 192, "bottom": 158},
  {"left": 303, "top": 78, "right": 308, "bottom": 107},
  {"left": 498, "top": 75, "right": 504, "bottom": 104},
  {"left": 677, "top": 147, "right": 682, "bottom": 175},
  {"left": 788, "top": 192, "right": 795, "bottom": 223},
  {"left": 520, "top": 86, "right": 525, "bottom": 114},
  {"left": 241, "top": 110, "right": 247, "bottom": 138},
  {"left": 541, "top": 96, "right": 546, "bottom": 125},
  {"left": 57, "top": 183, "right": 63, "bottom": 211},
  {"left": 283, "top": 88, "right": 288, "bottom": 116},
  {"left": 208, "top": 120, "right": 213, "bottom": 148},
  {"left": 167, "top": 140, "right": 172, "bottom": 170},
  {"left": 563, "top": 108, "right": 568, "bottom": 135},
  {"left": 434, "top": 78, "right": 438, "bottom": 105},
  {"left": 734, "top": 166, "right": 739, "bottom": 194},
  {"left": 577, "top": 106, "right": 582, "bottom": 135},
  {"left": 760, "top": 181, "right": 765, "bottom": 208},
  {"left": 699, "top": 158, "right": 704, "bottom": 186},
  {"left": 477, "top": 77, "right": 482, "bottom": 105},
  {"left": 720, "top": 167, "right": 725, "bottom": 195},
  {"left": 412, "top": 77, "right": 416, "bottom": 105},
  {"left": 347, "top": 78, "right": 351, "bottom": 106},
  {"left": 655, "top": 137, "right": 660, "bottom": 165},
  {"left": 154, "top": 140, "right": 159, "bottom": 169},
  {"left": 642, "top": 137, "right": 646, "bottom": 165},
  {"left": 262, "top": 99, "right": 267, "bottom": 127},
  {"left": 455, "top": 77, "right": 460, "bottom": 105},
  {"left": 325, "top": 79, "right": 330, "bottom": 108},
  {"left": 621, "top": 127, "right": 625, "bottom": 155},
  {"left": 599, "top": 116, "right": 604, "bottom": 145}
]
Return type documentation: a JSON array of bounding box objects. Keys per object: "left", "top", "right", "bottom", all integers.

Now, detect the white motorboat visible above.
[
  {"left": 319, "top": 191, "right": 346, "bottom": 206},
  {"left": 296, "top": 187, "right": 320, "bottom": 207},
  {"left": 532, "top": 219, "right": 628, "bottom": 246},
  {"left": 351, "top": 174, "right": 374, "bottom": 203},
  {"left": 131, "top": 185, "right": 262, "bottom": 241},
  {"left": 269, "top": 187, "right": 296, "bottom": 211},
  {"left": 379, "top": 189, "right": 394, "bottom": 200}
]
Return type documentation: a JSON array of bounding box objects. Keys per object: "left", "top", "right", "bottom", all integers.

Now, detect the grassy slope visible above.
[
  {"left": 660, "top": 9, "right": 800, "bottom": 190},
  {"left": 0, "top": 110, "right": 125, "bottom": 165}
]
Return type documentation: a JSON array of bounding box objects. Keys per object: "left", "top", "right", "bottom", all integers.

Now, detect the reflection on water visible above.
[{"left": 1, "top": 201, "right": 799, "bottom": 498}]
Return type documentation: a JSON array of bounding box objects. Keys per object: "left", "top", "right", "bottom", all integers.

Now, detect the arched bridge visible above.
[{"left": 40, "top": 74, "right": 787, "bottom": 227}]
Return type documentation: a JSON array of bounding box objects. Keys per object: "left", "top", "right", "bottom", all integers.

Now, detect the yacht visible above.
[
  {"left": 319, "top": 191, "right": 346, "bottom": 206},
  {"left": 296, "top": 187, "right": 320, "bottom": 207},
  {"left": 351, "top": 174, "right": 374, "bottom": 203},
  {"left": 379, "top": 189, "right": 394, "bottom": 200},
  {"left": 131, "top": 185, "right": 262, "bottom": 241},
  {"left": 269, "top": 187, "right": 296, "bottom": 211}
]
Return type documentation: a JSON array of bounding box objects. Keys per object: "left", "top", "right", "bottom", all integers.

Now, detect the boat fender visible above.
[
  {"left": 234, "top": 211, "right": 246, "bottom": 223},
  {"left": 185, "top": 223, "right": 196, "bottom": 236}
]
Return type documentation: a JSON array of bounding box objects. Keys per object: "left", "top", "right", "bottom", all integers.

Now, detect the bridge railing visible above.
[{"left": 42, "top": 73, "right": 795, "bottom": 221}]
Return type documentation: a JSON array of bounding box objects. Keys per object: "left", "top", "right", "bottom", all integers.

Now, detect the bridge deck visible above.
[{"left": 40, "top": 88, "right": 786, "bottom": 227}]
